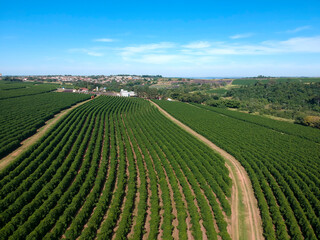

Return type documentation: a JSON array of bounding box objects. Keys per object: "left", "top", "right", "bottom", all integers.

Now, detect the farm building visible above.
[
  {"left": 120, "top": 89, "right": 136, "bottom": 97},
  {"left": 79, "top": 88, "right": 89, "bottom": 93}
]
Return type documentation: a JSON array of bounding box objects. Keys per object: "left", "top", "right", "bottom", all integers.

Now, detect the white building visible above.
[{"left": 120, "top": 89, "right": 136, "bottom": 97}]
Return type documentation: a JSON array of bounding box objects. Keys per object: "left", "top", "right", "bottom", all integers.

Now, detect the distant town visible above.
[{"left": 0, "top": 74, "right": 162, "bottom": 84}]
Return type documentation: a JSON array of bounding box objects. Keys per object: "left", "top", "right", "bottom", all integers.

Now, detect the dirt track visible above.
[
  {"left": 150, "top": 100, "right": 263, "bottom": 240},
  {"left": 0, "top": 99, "right": 91, "bottom": 170}
]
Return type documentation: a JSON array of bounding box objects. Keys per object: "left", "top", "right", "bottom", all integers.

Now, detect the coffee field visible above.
[
  {"left": 0, "top": 96, "right": 232, "bottom": 240},
  {"left": 154, "top": 100, "right": 320, "bottom": 240}
]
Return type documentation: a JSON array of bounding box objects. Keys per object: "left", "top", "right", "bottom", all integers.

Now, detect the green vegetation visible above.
[
  {"left": 138, "top": 78, "right": 320, "bottom": 130},
  {"left": 232, "top": 77, "right": 320, "bottom": 85},
  {"left": 0, "top": 96, "right": 232, "bottom": 239},
  {"left": 227, "top": 82, "right": 320, "bottom": 110},
  {"left": 206, "top": 99, "right": 241, "bottom": 108},
  {"left": 205, "top": 88, "right": 228, "bottom": 95},
  {"left": 0, "top": 81, "right": 33, "bottom": 90},
  {"left": 0, "top": 92, "right": 90, "bottom": 158},
  {"left": 190, "top": 103, "right": 320, "bottom": 143},
  {"left": 0, "top": 81, "right": 58, "bottom": 100},
  {"left": 155, "top": 81, "right": 320, "bottom": 129},
  {"left": 226, "top": 82, "right": 320, "bottom": 127},
  {"left": 155, "top": 100, "right": 320, "bottom": 240}
]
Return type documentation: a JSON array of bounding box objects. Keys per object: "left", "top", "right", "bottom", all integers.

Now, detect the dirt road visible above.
[
  {"left": 0, "top": 99, "right": 91, "bottom": 170},
  {"left": 150, "top": 100, "right": 263, "bottom": 240}
]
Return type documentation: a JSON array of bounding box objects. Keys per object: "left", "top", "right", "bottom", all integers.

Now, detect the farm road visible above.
[{"left": 150, "top": 100, "right": 264, "bottom": 240}]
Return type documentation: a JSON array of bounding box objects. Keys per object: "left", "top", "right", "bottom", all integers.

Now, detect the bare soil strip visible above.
[
  {"left": 199, "top": 183, "right": 220, "bottom": 237},
  {"left": 96, "top": 118, "right": 121, "bottom": 237},
  {"left": 112, "top": 147, "right": 130, "bottom": 239},
  {"left": 142, "top": 163, "right": 152, "bottom": 240},
  {"left": 143, "top": 127, "right": 194, "bottom": 240},
  {"left": 182, "top": 165, "right": 208, "bottom": 240},
  {"left": 61, "top": 117, "right": 98, "bottom": 239},
  {"left": 123, "top": 116, "right": 141, "bottom": 239},
  {"left": 143, "top": 145, "right": 164, "bottom": 240},
  {"left": 0, "top": 99, "right": 91, "bottom": 170},
  {"left": 81, "top": 118, "right": 109, "bottom": 233},
  {"left": 157, "top": 182, "right": 164, "bottom": 240},
  {"left": 66, "top": 115, "right": 108, "bottom": 238},
  {"left": 150, "top": 101, "right": 264, "bottom": 240},
  {"left": 160, "top": 160, "right": 179, "bottom": 239},
  {"left": 151, "top": 148, "right": 179, "bottom": 239},
  {"left": 113, "top": 116, "right": 141, "bottom": 239},
  {"left": 173, "top": 170, "right": 194, "bottom": 240},
  {"left": 153, "top": 141, "right": 206, "bottom": 239},
  {"left": 125, "top": 125, "right": 151, "bottom": 240}
]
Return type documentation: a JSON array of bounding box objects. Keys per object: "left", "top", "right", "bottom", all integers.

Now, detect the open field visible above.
[
  {"left": 0, "top": 96, "right": 233, "bottom": 240},
  {"left": 154, "top": 100, "right": 320, "bottom": 240}
]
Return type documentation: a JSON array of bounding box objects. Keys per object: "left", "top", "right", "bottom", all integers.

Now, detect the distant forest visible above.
[
  {"left": 152, "top": 81, "right": 320, "bottom": 128},
  {"left": 226, "top": 82, "right": 320, "bottom": 128},
  {"left": 227, "top": 82, "right": 320, "bottom": 111}
]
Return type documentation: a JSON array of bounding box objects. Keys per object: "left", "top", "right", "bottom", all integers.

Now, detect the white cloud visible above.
[
  {"left": 121, "top": 42, "right": 175, "bottom": 57},
  {"left": 263, "top": 36, "right": 320, "bottom": 53},
  {"left": 124, "top": 53, "right": 217, "bottom": 65},
  {"left": 201, "top": 36, "right": 320, "bottom": 55},
  {"left": 93, "top": 38, "right": 115, "bottom": 42},
  {"left": 203, "top": 44, "right": 276, "bottom": 55},
  {"left": 230, "top": 33, "right": 253, "bottom": 39},
  {"left": 135, "top": 54, "right": 183, "bottom": 64},
  {"left": 87, "top": 51, "right": 104, "bottom": 56},
  {"left": 66, "top": 35, "right": 320, "bottom": 66},
  {"left": 285, "top": 26, "right": 311, "bottom": 33},
  {"left": 182, "top": 41, "right": 211, "bottom": 49},
  {"left": 69, "top": 48, "right": 104, "bottom": 57},
  {"left": 117, "top": 36, "right": 320, "bottom": 65}
]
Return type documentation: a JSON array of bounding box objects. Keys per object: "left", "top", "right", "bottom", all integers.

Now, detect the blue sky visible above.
[{"left": 1, "top": 0, "right": 320, "bottom": 77}]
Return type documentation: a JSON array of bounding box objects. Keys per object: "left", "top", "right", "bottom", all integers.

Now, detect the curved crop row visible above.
[
  {"left": 155, "top": 100, "right": 320, "bottom": 240},
  {"left": 0, "top": 92, "right": 91, "bottom": 158},
  {"left": 0, "top": 96, "right": 232, "bottom": 239}
]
